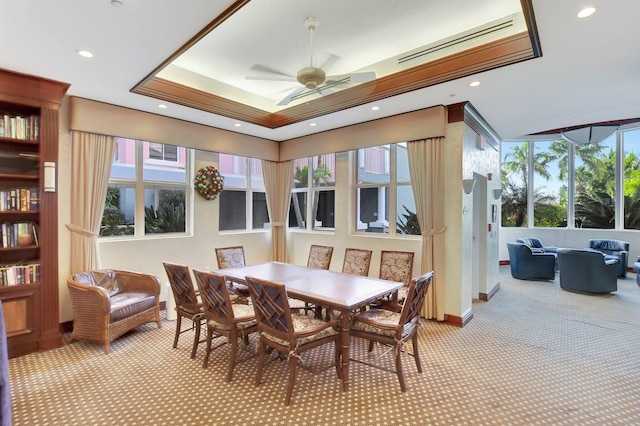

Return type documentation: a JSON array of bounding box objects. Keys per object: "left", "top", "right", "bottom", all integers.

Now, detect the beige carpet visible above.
[{"left": 9, "top": 267, "right": 640, "bottom": 425}]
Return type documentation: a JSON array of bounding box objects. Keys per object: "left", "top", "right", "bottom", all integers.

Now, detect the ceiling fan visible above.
[{"left": 245, "top": 17, "right": 376, "bottom": 106}]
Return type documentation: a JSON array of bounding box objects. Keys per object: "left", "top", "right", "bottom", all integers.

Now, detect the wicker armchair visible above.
[
  {"left": 192, "top": 269, "right": 257, "bottom": 382},
  {"left": 245, "top": 275, "right": 341, "bottom": 405},
  {"left": 67, "top": 269, "right": 162, "bottom": 354},
  {"left": 350, "top": 271, "right": 433, "bottom": 392}
]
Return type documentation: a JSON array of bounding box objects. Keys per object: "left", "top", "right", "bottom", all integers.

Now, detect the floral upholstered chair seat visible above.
[
  {"left": 207, "top": 303, "right": 257, "bottom": 331},
  {"left": 261, "top": 313, "right": 338, "bottom": 348},
  {"left": 351, "top": 309, "right": 416, "bottom": 338}
]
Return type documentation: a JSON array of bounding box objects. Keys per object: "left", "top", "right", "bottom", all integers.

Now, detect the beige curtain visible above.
[
  {"left": 407, "top": 137, "right": 447, "bottom": 320},
  {"left": 262, "top": 160, "right": 294, "bottom": 262},
  {"left": 66, "top": 131, "right": 116, "bottom": 273}
]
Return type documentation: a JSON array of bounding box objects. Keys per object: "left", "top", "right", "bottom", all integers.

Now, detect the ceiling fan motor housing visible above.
[{"left": 297, "top": 66, "right": 326, "bottom": 89}]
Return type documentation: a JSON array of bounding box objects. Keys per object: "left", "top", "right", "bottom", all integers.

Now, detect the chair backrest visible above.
[
  {"left": 162, "top": 262, "right": 199, "bottom": 309},
  {"left": 516, "top": 237, "right": 543, "bottom": 249},
  {"left": 342, "top": 248, "right": 373, "bottom": 276},
  {"left": 379, "top": 250, "right": 415, "bottom": 286},
  {"left": 307, "top": 245, "right": 334, "bottom": 270},
  {"left": 215, "top": 246, "right": 246, "bottom": 269},
  {"left": 397, "top": 271, "right": 434, "bottom": 337},
  {"left": 245, "top": 276, "right": 295, "bottom": 345},
  {"left": 192, "top": 269, "right": 235, "bottom": 323},
  {"left": 588, "top": 239, "right": 629, "bottom": 253}
]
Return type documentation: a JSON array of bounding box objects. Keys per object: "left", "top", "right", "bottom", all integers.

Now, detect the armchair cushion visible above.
[
  {"left": 516, "top": 237, "right": 557, "bottom": 254},
  {"left": 110, "top": 292, "right": 158, "bottom": 322},
  {"left": 72, "top": 270, "right": 121, "bottom": 296},
  {"left": 587, "top": 239, "right": 629, "bottom": 278}
]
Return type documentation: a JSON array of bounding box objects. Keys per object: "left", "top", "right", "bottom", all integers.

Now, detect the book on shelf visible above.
[
  {"left": 2, "top": 113, "right": 39, "bottom": 140},
  {"left": 0, "top": 262, "right": 40, "bottom": 286},
  {"left": 0, "top": 221, "right": 37, "bottom": 248},
  {"left": 0, "top": 187, "right": 39, "bottom": 212}
]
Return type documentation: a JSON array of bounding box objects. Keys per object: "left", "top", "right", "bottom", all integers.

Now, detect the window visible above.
[
  {"left": 501, "top": 125, "right": 640, "bottom": 230},
  {"left": 101, "top": 138, "right": 189, "bottom": 237},
  {"left": 218, "top": 154, "right": 269, "bottom": 231},
  {"left": 289, "top": 154, "right": 335, "bottom": 231},
  {"left": 355, "top": 143, "right": 419, "bottom": 235},
  {"left": 148, "top": 142, "right": 178, "bottom": 162}
]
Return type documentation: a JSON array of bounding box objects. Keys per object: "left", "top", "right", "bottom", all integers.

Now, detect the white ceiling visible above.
[{"left": 1, "top": 0, "right": 639, "bottom": 143}]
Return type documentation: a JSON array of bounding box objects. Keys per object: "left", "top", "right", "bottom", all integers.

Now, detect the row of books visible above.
[
  {"left": 0, "top": 188, "right": 39, "bottom": 211},
  {"left": 0, "top": 262, "right": 40, "bottom": 286},
  {"left": 1, "top": 221, "right": 38, "bottom": 248},
  {"left": 0, "top": 113, "right": 40, "bottom": 140}
]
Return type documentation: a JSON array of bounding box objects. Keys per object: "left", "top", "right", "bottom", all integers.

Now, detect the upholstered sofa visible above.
[
  {"left": 587, "top": 239, "right": 629, "bottom": 278},
  {"left": 507, "top": 242, "right": 556, "bottom": 281},
  {"left": 67, "top": 269, "right": 162, "bottom": 354},
  {"left": 557, "top": 249, "right": 618, "bottom": 294}
]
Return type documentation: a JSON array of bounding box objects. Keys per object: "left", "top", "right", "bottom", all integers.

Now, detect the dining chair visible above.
[
  {"left": 304, "top": 244, "right": 334, "bottom": 316},
  {"left": 350, "top": 271, "right": 434, "bottom": 392},
  {"left": 379, "top": 250, "right": 415, "bottom": 303},
  {"left": 192, "top": 269, "right": 258, "bottom": 382},
  {"left": 162, "top": 261, "right": 205, "bottom": 359},
  {"left": 342, "top": 248, "right": 373, "bottom": 276},
  {"left": 245, "top": 275, "right": 341, "bottom": 405},
  {"left": 306, "top": 244, "right": 334, "bottom": 270},
  {"left": 215, "top": 246, "right": 250, "bottom": 302}
]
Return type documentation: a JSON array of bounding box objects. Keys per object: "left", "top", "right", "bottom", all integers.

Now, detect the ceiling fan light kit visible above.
[{"left": 297, "top": 66, "right": 326, "bottom": 89}]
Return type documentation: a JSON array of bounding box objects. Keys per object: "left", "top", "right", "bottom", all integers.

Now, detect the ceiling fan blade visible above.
[
  {"left": 318, "top": 54, "right": 339, "bottom": 72},
  {"left": 249, "top": 64, "right": 294, "bottom": 78},
  {"left": 277, "top": 87, "right": 306, "bottom": 106},
  {"left": 245, "top": 75, "right": 297, "bottom": 82},
  {"left": 318, "top": 87, "right": 334, "bottom": 96}
]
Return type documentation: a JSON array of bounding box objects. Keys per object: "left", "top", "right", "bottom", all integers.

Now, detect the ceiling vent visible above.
[{"left": 398, "top": 19, "right": 514, "bottom": 65}]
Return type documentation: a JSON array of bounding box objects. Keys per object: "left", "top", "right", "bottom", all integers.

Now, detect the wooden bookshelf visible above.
[{"left": 0, "top": 69, "right": 69, "bottom": 358}]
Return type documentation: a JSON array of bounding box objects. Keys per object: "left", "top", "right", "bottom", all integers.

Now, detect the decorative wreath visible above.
[{"left": 193, "top": 165, "right": 224, "bottom": 200}]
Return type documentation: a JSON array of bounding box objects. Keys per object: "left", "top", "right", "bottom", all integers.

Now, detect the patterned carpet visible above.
[{"left": 9, "top": 267, "right": 640, "bottom": 425}]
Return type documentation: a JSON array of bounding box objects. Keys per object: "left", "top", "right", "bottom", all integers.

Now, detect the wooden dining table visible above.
[{"left": 220, "top": 261, "right": 403, "bottom": 391}]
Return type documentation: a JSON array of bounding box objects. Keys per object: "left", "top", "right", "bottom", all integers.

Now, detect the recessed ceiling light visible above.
[
  {"left": 234, "top": 123, "right": 241, "bottom": 127},
  {"left": 577, "top": 7, "right": 595, "bottom": 18},
  {"left": 469, "top": 81, "right": 480, "bottom": 87},
  {"left": 77, "top": 50, "right": 93, "bottom": 58},
  {"left": 310, "top": 123, "right": 317, "bottom": 127},
  {"left": 158, "top": 104, "right": 167, "bottom": 109},
  {"left": 371, "top": 106, "right": 380, "bottom": 111}
]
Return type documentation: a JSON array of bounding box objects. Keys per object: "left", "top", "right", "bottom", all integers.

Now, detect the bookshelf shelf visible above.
[{"left": 0, "top": 69, "right": 68, "bottom": 358}]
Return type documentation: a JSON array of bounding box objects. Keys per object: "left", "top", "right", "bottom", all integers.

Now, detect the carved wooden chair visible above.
[
  {"left": 342, "top": 248, "right": 373, "bottom": 276},
  {"left": 215, "top": 246, "right": 250, "bottom": 301},
  {"left": 245, "top": 275, "right": 341, "bottom": 405},
  {"left": 162, "top": 262, "right": 205, "bottom": 359},
  {"left": 350, "top": 271, "right": 434, "bottom": 392},
  {"left": 192, "top": 269, "right": 258, "bottom": 382},
  {"left": 379, "top": 250, "right": 415, "bottom": 303}
]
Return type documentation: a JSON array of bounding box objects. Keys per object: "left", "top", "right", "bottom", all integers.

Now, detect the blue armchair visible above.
[
  {"left": 557, "top": 248, "right": 618, "bottom": 294},
  {"left": 507, "top": 242, "right": 556, "bottom": 281},
  {"left": 516, "top": 237, "right": 557, "bottom": 253},
  {"left": 587, "top": 239, "right": 629, "bottom": 278}
]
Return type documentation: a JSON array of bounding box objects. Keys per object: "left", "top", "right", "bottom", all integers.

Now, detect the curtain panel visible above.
[
  {"left": 407, "top": 137, "right": 447, "bottom": 320},
  {"left": 66, "top": 131, "right": 116, "bottom": 273},
  {"left": 262, "top": 160, "right": 294, "bottom": 262}
]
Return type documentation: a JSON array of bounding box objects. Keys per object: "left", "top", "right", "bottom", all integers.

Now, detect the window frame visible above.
[
  {"left": 289, "top": 154, "right": 336, "bottom": 232},
  {"left": 100, "top": 138, "right": 191, "bottom": 239},
  {"left": 353, "top": 143, "right": 418, "bottom": 237}
]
